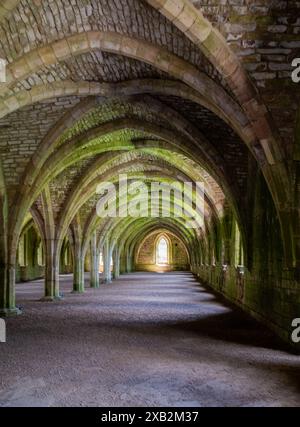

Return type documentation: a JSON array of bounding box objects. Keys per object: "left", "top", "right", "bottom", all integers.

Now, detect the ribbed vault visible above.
[{"left": 0, "top": 0, "right": 299, "bottom": 349}]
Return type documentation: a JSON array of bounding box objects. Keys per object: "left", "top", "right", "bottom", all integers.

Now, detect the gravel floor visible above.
[{"left": 0, "top": 272, "right": 299, "bottom": 407}]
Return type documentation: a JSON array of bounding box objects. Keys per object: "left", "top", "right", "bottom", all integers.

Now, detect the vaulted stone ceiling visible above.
[{"left": 0, "top": 0, "right": 300, "bottom": 348}]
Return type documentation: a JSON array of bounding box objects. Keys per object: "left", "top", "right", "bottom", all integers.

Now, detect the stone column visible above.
[
  {"left": 41, "top": 188, "right": 61, "bottom": 301},
  {"left": 126, "top": 250, "right": 132, "bottom": 273},
  {"left": 119, "top": 250, "right": 125, "bottom": 274},
  {"left": 113, "top": 247, "right": 120, "bottom": 280},
  {"left": 42, "top": 238, "right": 60, "bottom": 301},
  {"left": 0, "top": 263, "right": 21, "bottom": 316},
  {"left": 73, "top": 248, "right": 85, "bottom": 293},
  {"left": 90, "top": 233, "right": 99, "bottom": 288},
  {"left": 223, "top": 238, "right": 231, "bottom": 266},
  {"left": 103, "top": 240, "right": 112, "bottom": 284},
  {"left": 190, "top": 251, "right": 195, "bottom": 269},
  {"left": 0, "top": 195, "right": 19, "bottom": 315}
]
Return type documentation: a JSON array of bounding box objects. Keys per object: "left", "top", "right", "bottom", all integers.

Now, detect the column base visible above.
[
  {"left": 71, "top": 290, "right": 85, "bottom": 294},
  {"left": 101, "top": 279, "right": 112, "bottom": 284},
  {"left": 0, "top": 307, "right": 22, "bottom": 317},
  {"left": 40, "top": 295, "right": 63, "bottom": 302}
]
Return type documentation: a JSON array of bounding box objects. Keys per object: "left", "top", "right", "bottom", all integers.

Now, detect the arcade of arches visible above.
[{"left": 0, "top": 0, "right": 300, "bottom": 406}]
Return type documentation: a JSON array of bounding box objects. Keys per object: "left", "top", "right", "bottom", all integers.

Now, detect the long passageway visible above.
[{"left": 0, "top": 272, "right": 299, "bottom": 407}]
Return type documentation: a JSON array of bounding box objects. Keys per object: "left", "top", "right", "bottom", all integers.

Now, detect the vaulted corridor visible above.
[
  {"left": 0, "top": 0, "right": 300, "bottom": 409},
  {"left": 0, "top": 272, "right": 299, "bottom": 407}
]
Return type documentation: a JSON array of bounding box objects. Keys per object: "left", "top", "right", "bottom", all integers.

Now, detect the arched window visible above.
[{"left": 156, "top": 237, "right": 169, "bottom": 265}]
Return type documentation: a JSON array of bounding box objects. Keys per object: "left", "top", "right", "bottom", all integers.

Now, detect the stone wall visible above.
[
  {"left": 135, "top": 230, "right": 189, "bottom": 272},
  {"left": 193, "top": 0, "right": 300, "bottom": 157},
  {"left": 193, "top": 264, "right": 300, "bottom": 350},
  {"left": 192, "top": 173, "right": 300, "bottom": 350}
]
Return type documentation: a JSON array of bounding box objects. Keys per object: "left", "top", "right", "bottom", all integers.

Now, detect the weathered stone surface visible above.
[{"left": 0, "top": 0, "right": 299, "bottom": 358}]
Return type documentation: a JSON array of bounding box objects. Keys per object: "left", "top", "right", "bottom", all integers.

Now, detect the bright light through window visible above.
[{"left": 157, "top": 237, "right": 168, "bottom": 265}]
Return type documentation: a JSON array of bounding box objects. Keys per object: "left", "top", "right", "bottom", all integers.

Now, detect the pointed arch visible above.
[{"left": 155, "top": 234, "right": 171, "bottom": 266}]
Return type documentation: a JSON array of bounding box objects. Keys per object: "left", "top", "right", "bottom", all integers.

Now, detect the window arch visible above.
[{"left": 156, "top": 236, "right": 170, "bottom": 265}]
